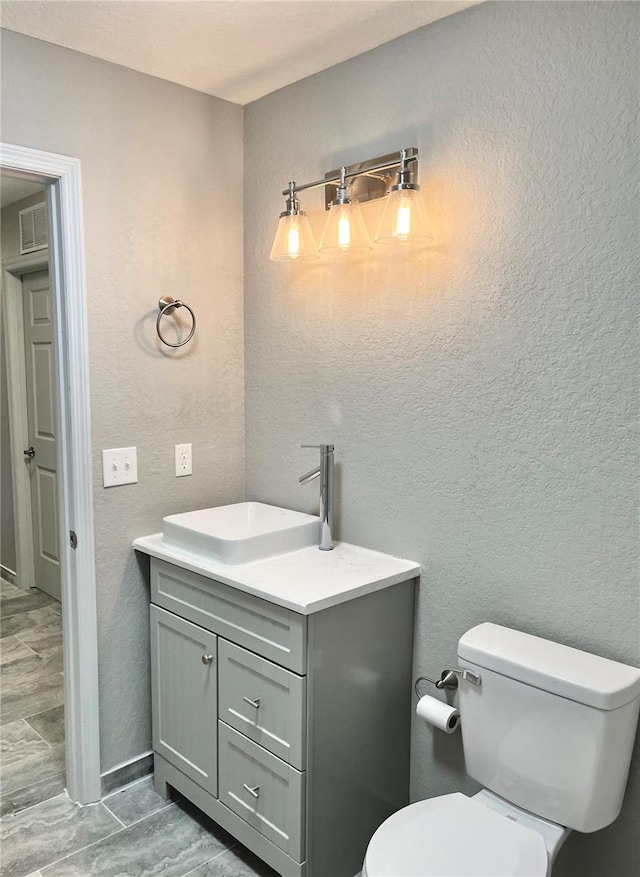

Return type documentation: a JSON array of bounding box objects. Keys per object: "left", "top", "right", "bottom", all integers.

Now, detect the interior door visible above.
[{"left": 22, "top": 268, "right": 61, "bottom": 601}]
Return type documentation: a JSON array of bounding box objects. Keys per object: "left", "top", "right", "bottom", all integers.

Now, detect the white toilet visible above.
[{"left": 363, "top": 622, "right": 640, "bottom": 877}]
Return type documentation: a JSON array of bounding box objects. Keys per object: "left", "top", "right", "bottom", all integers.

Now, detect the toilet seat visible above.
[{"left": 363, "top": 793, "right": 549, "bottom": 877}]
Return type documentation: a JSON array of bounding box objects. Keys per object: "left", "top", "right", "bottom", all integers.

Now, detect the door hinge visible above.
[{"left": 69, "top": 530, "right": 78, "bottom": 550}]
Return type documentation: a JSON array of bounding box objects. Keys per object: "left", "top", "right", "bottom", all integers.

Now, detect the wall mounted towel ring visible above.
[{"left": 156, "top": 295, "right": 196, "bottom": 348}]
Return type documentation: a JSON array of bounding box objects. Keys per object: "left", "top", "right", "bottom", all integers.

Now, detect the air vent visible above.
[{"left": 19, "top": 202, "right": 48, "bottom": 254}]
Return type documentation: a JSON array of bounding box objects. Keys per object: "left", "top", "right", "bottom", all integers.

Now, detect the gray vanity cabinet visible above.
[{"left": 149, "top": 557, "right": 415, "bottom": 877}]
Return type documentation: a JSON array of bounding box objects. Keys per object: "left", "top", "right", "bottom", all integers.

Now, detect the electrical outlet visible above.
[
  {"left": 102, "top": 447, "right": 138, "bottom": 487},
  {"left": 175, "top": 443, "right": 192, "bottom": 477}
]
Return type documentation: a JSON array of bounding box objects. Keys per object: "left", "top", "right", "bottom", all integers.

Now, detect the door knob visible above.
[
  {"left": 23, "top": 446, "right": 36, "bottom": 458},
  {"left": 201, "top": 654, "right": 213, "bottom": 665}
]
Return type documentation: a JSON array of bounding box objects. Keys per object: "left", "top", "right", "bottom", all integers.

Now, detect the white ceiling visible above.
[
  {"left": 0, "top": 174, "right": 45, "bottom": 209},
  {"left": 0, "top": 0, "right": 482, "bottom": 105}
]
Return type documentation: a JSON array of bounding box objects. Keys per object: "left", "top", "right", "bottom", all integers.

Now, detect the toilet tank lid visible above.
[{"left": 458, "top": 623, "right": 640, "bottom": 710}]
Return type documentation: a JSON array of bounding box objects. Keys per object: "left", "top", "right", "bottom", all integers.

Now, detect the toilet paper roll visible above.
[{"left": 416, "top": 695, "right": 460, "bottom": 733}]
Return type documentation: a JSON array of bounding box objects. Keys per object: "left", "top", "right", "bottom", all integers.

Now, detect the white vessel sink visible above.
[{"left": 162, "top": 502, "right": 319, "bottom": 565}]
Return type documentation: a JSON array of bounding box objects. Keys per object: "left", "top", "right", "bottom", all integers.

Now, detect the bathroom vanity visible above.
[{"left": 134, "top": 528, "right": 419, "bottom": 877}]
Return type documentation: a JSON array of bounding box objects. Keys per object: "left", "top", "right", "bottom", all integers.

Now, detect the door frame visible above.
[
  {"left": 2, "top": 251, "right": 50, "bottom": 594},
  {"left": 1, "top": 142, "right": 101, "bottom": 804}
]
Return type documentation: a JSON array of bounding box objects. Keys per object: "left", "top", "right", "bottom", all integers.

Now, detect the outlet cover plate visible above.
[{"left": 175, "top": 442, "right": 192, "bottom": 477}]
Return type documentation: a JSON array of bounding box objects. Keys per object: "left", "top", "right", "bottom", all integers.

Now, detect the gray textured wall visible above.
[
  {"left": 1, "top": 189, "right": 47, "bottom": 575},
  {"left": 1, "top": 31, "right": 245, "bottom": 770},
  {"left": 243, "top": 3, "right": 639, "bottom": 875}
]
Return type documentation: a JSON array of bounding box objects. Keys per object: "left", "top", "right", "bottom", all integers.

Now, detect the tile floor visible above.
[
  {"left": 1, "top": 776, "right": 278, "bottom": 877},
  {"left": 1, "top": 582, "right": 65, "bottom": 820},
  {"left": 0, "top": 582, "right": 278, "bottom": 877}
]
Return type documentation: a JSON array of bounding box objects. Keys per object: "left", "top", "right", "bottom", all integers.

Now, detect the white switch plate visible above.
[
  {"left": 102, "top": 447, "right": 138, "bottom": 487},
  {"left": 175, "top": 443, "right": 192, "bottom": 477}
]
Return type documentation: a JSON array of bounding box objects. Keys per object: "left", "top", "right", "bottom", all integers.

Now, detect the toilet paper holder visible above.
[{"left": 415, "top": 668, "right": 481, "bottom": 697}]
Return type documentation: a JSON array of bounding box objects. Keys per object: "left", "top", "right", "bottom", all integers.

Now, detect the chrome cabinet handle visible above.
[
  {"left": 23, "top": 446, "right": 36, "bottom": 458},
  {"left": 242, "top": 696, "right": 261, "bottom": 709},
  {"left": 201, "top": 654, "right": 213, "bottom": 665},
  {"left": 243, "top": 783, "right": 260, "bottom": 799}
]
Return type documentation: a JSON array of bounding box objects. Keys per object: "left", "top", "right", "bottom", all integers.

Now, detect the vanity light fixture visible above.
[
  {"left": 269, "top": 182, "right": 319, "bottom": 261},
  {"left": 270, "top": 146, "right": 431, "bottom": 261},
  {"left": 374, "top": 148, "right": 433, "bottom": 246},
  {"left": 318, "top": 166, "right": 373, "bottom": 255}
]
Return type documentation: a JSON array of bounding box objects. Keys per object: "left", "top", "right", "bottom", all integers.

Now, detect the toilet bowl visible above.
[{"left": 362, "top": 791, "right": 570, "bottom": 877}]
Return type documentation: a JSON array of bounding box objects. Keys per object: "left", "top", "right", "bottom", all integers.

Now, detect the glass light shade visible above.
[
  {"left": 375, "top": 187, "right": 433, "bottom": 245},
  {"left": 270, "top": 212, "right": 319, "bottom": 262},
  {"left": 318, "top": 200, "right": 373, "bottom": 255}
]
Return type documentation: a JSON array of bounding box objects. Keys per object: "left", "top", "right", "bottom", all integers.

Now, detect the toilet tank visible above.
[{"left": 457, "top": 623, "right": 640, "bottom": 833}]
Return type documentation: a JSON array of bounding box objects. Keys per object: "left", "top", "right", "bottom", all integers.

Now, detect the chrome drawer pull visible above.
[
  {"left": 242, "top": 696, "right": 261, "bottom": 709},
  {"left": 243, "top": 783, "right": 260, "bottom": 799},
  {"left": 201, "top": 654, "right": 213, "bottom": 665}
]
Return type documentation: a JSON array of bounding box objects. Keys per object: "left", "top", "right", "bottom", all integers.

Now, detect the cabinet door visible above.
[{"left": 150, "top": 605, "right": 218, "bottom": 796}]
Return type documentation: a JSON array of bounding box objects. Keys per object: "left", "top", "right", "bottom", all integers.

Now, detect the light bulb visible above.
[
  {"left": 375, "top": 187, "right": 433, "bottom": 246},
  {"left": 270, "top": 211, "right": 318, "bottom": 261},
  {"left": 319, "top": 199, "right": 373, "bottom": 255},
  {"left": 395, "top": 199, "right": 412, "bottom": 240},
  {"left": 287, "top": 223, "right": 300, "bottom": 258},
  {"left": 337, "top": 213, "right": 351, "bottom": 250}
]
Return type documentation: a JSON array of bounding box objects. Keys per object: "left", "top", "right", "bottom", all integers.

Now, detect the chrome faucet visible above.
[{"left": 299, "top": 444, "right": 335, "bottom": 550}]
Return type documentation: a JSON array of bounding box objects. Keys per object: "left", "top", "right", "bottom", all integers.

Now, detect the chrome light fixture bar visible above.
[{"left": 270, "top": 147, "right": 432, "bottom": 261}]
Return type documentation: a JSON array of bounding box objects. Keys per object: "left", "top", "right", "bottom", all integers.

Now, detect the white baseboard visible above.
[{"left": 0, "top": 564, "right": 17, "bottom": 584}]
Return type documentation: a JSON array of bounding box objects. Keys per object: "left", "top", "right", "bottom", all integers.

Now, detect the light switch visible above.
[{"left": 102, "top": 447, "right": 138, "bottom": 487}]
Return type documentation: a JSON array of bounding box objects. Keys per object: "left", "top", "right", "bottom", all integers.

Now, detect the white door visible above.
[{"left": 22, "top": 268, "right": 61, "bottom": 601}]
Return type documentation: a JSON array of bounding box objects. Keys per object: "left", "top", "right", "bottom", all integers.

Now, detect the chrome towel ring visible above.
[{"left": 156, "top": 295, "right": 196, "bottom": 348}]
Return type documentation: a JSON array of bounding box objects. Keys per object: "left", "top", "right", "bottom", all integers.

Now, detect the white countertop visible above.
[{"left": 133, "top": 533, "right": 421, "bottom": 614}]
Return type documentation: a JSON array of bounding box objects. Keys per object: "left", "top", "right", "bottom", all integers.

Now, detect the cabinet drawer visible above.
[
  {"left": 218, "top": 722, "right": 305, "bottom": 862},
  {"left": 219, "top": 639, "right": 306, "bottom": 770},
  {"left": 151, "top": 558, "right": 306, "bottom": 672}
]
